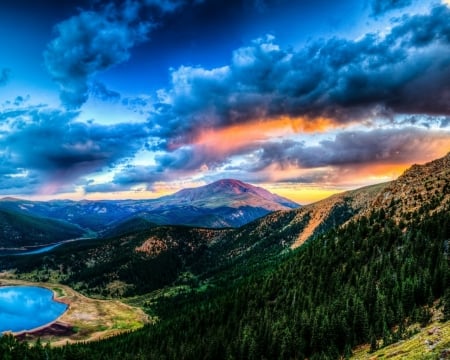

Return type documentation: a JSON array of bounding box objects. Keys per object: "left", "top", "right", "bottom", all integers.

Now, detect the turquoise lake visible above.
[{"left": 0, "top": 286, "right": 67, "bottom": 333}]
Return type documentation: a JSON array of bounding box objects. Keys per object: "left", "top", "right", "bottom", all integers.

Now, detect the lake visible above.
[{"left": 0, "top": 286, "right": 67, "bottom": 333}]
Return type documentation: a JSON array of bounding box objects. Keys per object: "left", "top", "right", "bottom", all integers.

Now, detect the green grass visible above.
[{"left": 352, "top": 319, "right": 450, "bottom": 359}]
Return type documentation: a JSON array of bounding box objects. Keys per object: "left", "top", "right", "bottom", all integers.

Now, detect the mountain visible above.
[
  {"left": 3, "top": 153, "right": 450, "bottom": 359},
  {"left": 0, "top": 198, "right": 133, "bottom": 232},
  {"left": 0, "top": 178, "right": 391, "bottom": 295},
  {"left": 364, "top": 153, "right": 450, "bottom": 221},
  {"left": 245, "top": 153, "right": 450, "bottom": 249},
  {"left": 128, "top": 179, "right": 299, "bottom": 229},
  {"left": 0, "top": 177, "right": 396, "bottom": 295},
  {"left": 0, "top": 208, "right": 85, "bottom": 248},
  {"left": 0, "top": 179, "right": 299, "bottom": 234},
  {"left": 6, "top": 156, "right": 449, "bottom": 295},
  {"left": 165, "top": 179, "right": 298, "bottom": 209}
]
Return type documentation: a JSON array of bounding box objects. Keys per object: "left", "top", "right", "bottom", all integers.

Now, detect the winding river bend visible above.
[
  {"left": 0, "top": 237, "right": 95, "bottom": 256},
  {"left": 0, "top": 286, "right": 67, "bottom": 333}
]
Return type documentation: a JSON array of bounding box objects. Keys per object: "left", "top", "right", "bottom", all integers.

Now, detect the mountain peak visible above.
[
  {"left": 368, "top": 152, "right": 450, "bottom": 221},
  {"left": 203, "top": 179, "right": 262, "bottom": 195},
  {"left": 169, "top": 179, "right": 299, "bottom": 210},
  {"left": 401, "top": 152, "right": 450, "bottom": 178}
]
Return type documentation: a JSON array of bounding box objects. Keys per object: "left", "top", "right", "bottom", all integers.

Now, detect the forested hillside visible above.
[
  {"left": 0, "top": 209, "right": 84, "bottom": 248},
  {"left": 1, "top": 183, "right": 385, "bottom": 297},
  {"left": 1, "top": 154, "right": 450, "bottom": 359},
  {"left": 1, "top": 191, "right": 449, "bottom": 359}
]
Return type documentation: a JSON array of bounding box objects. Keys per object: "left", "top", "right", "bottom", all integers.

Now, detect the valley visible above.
[
  {"left": 0, "top": 154, "right": 450, "bottom": 359},
  {"left": 2, "top": 1, "right": 449, "bottom": 358}
]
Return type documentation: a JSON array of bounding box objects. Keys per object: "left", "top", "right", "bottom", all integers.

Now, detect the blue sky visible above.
[{"left": 0, "top": 0, "right": 449, "bottom": 203}]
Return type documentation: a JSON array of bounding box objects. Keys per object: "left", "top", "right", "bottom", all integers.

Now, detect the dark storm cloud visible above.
[
  {"left": 112, "top": 165, "right": 167, "bottom": 185},
  {"left": 155, "top": 147, "right": 228, "bottom": 171},
  {"left": 0, "top": 68, "right": 11, "bottom": 86},
  {"left": 252, "top": 127, "right": 450, "bottom": 170},
  {"left": 388, "top": 5, "right": 450, "bottom": 47},
  {"left": 371, "top": 0, "right": 412, "bottom": 16},
  {"left": 99, "top": 136, "right": 261, "bottom": 188},
  {"left": 0, "top": 107, "right": 148, "bottom": 192},
  {"left": 44, "top": 0, "right": 187, "bottom": 109},
  {"left": 149, "top": 4, "right": 450, "bottom": 148}
]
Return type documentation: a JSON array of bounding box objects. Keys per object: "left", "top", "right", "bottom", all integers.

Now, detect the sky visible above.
[{"left": 0, "top": 0, "right": 449, "bottom": 204}]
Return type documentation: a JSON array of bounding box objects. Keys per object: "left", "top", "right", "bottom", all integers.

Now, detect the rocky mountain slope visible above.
[
  {"left": 252, "top": 152, "right": 450, "bottom": 249},
  {"left": 256, "top": 182, "right": 388, "bottom": 249},
  {"left": 363, "top": 153, "right": 450, "bottom": 221}
]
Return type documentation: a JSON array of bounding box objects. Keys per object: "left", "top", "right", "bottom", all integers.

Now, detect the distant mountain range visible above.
[
  {"left": 0, "top": 179, "right": 299, "bottom": 247},
  {"left": 13, "top": 152, "right": 447, "bottom": 297}
]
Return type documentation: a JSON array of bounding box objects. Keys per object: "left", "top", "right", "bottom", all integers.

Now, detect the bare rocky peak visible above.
[{"left": 370, "top": 152, "right": 450, "bottom": 220}]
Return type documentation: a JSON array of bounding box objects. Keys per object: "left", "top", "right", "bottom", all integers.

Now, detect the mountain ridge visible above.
[
  {"left": 2, "top": 152, "right": 450, "bottom": 359},
  {"left": 0, "top": 179, "right": 300, "bottom": 234},
  {"left": 0, "top": 208, "right": 85, "bottom": 248},
  {"left": 167, "top": 179, "right": 298, "bottom": 209}
]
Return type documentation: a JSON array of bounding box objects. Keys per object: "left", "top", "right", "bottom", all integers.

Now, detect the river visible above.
[{"left": 0, "top": 237, "right": 95, "bottom": 256}]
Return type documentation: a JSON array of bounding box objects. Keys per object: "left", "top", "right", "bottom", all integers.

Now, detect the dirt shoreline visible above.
[
  {"left": 0, "top": 278, "right": 149, "bottom": 346},
  {"left": 0, "top": 284, "right": 70, "bottom": 336}
]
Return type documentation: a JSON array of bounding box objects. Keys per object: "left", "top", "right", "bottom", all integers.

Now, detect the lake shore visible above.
[
  {"left": 0, "top": 277, "right": 150, "bottom": 346},
  {"left": 0, "top": 284, "right": 68, "bottom": 334}
]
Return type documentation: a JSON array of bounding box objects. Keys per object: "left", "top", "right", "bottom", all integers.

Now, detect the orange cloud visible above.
[{"left": 192, "top": 116, "right": 339, "bottom": 156}]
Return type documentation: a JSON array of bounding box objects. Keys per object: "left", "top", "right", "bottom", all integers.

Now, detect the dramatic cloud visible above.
[
  {"left": 371, "top": 0, "right": 412, "bottom": 16},
  {"left": 102, "top": 126, "right": 450, "bottom": 192},
  {"left": 149, "top": 4, "right": 450, "bottom": 149},
  {"left": 44, "top": 0, "right": 186, "bottom": 109},
  {"left": 84, "top": 164, "right": 180, "bottom": 193},
  {"left": 0, "top": 107, "right": 149, "bottom": 194},
  {"left": 3, "top": 1, "right": 449, "bottom": 199},
  {"left": 252, "top": 127, "right": 450, "bottom": 171},
  {"left": 0, "top": 68, "right": 11, "bottom": 86}
]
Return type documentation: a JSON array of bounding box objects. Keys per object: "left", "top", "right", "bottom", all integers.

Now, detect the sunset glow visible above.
[{"left": 0, "top": 0, "right": 449, "bottom": 203}]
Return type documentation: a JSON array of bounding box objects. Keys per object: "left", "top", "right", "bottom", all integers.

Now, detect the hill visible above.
[
  {"left": 0, "top": 208, "right": 85, "bottom": 248},
  {"left": 6, "top": 156, "right": 448, "bottom": 298},
  {"left": 1, "top": 153, "right": 450, "bottom": 359},
  {"left": 5, "top": 182, "right": 382, "bottom": 297}
]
